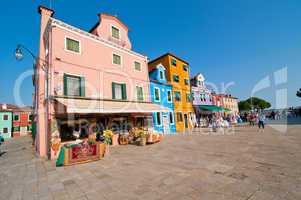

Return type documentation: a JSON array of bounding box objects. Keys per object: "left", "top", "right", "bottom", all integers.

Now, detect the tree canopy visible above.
[
  {"left": 297, "top": 88, "right": 301, "bottom": 98},
  {"left": 238, "top": 97, "right": 271, "bottom": 111}
]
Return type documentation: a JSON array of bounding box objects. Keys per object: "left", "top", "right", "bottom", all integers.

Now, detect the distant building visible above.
[
  {"left": 12, "top": 107, "right": 33, "bottom": 137},
  {"left": 212, "top": 94, "right": 239, "bottom": 115},
  {"left": 0, "top": 104, "right": 13, "bottom": 139},
  {"left": 0, "top": 104, "right": 33, "bottom": 139},
  {"left": 149, "top": 64, "right": 176, "bottom": 134}
]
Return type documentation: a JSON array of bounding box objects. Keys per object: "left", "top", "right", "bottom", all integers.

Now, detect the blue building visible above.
[{"left": 149, "top": 64, "right": 176, "bottom": 134}]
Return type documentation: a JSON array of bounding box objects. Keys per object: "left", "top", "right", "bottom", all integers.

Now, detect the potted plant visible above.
[{"left": 137, "top": 130, "right": 146, "bottom": 146}]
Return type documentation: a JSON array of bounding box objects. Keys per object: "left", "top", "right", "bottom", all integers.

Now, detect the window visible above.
[
  {"left": 3, "top": 115, "right": 8, "bottom": 121},
  {"left": 64, "top": 74, "right": 85, "bottom": 97},
  {"left": 174, "top": 91, "right": 181, "bottom": 101},
  {"left": 167, "top": 90, "right": 172, "bottom": 102},
  {"left": 156, "top": 112, "right": 162, "bottom": 126},
  {"left": 113, "top": 54, "right": 122, "bottom": 65},
  {"left": 173, "top": 75, "right": 179, "bottom": 82},
  {"left": 169, "top": 112, "right": 174, "bottom": 124},
  {"left": 29, "top": 114, "right": 33, "bottom": 121},
  {"left": 3, "top": 128, "right": 8, "bottom": 134},
  {"left": 176, "top": 112, "right": 183, "bottom": 122},
  {"left": 186, "top": 93, "right": 192, "bottom": 102},
  {"left": 159, "top": 70, "right": 164, "bottom": 80},
  {"left": 134, "top": 61, "right": 141, "bottom": 71},
  {"left": 66, "top": 37, "right": 80, "bottom": 53},
  {"left": 184, "top": 78, "right": 189, "bottom": 85},
  {"left": 171, "top": 58, "right": 177, "bottom": 66},
  {"left": 14, "top": 115, "right": 19, "bottom": 121},
  {"left": 154, "top": 88, "right": 160, "bottom": 102},
  {"left": 111, "top": 26, "right": 120, "bottom": 39},
  {"left": 27, "top": 125, "right": 32, "bottom": 131},
  {"left": 136, "top": 86, "right": 144, "bottom": 101},
  {"left": 183, "top": 64, "right": 188, "bottom": 71},
  {"left": 112, "top": 82, "right": 127, "bottom": 100},
  {"left": 13, "top": 126, "right": 20, "bottom": 132}
]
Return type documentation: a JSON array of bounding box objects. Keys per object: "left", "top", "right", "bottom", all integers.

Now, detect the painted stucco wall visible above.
[
  {"left": 149, "top": 65, "right": 176, "bottom": 133},
  {"left": 51, "top": 21, "right": 150, "bottom": 102},
  {"left": 149, "top": 54, "right": 194, "bottom": 132},
  {"left": 191, "top": 86, "right": 213, "bottom": 106},
  {"left": 0, "top": 112, "right": 12, "bottom": 139}
]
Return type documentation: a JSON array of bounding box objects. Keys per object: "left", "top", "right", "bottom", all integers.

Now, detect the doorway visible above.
[{"left": 184, "top": 114, "right": 188, "bottom": 129}]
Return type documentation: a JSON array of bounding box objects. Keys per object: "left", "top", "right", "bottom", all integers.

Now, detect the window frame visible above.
[
  {"left": 169, "top": 112, "right": 174, "bottom": 125},
  {"left": 171, "top": 58, "right": 177, "bottom": 66},
  {"left": 159, "top": 70, "right": 164, "bottom": 80},
  {"left": 3, "top": 127, "right": 8, "bottom": 134},
  {"left": 186, "top": 92, "right": 191, "bottom": 102},
  {"left": 174, "top": 91, "right": 181, "bottom": 102},
  {"left": 111, "top": 25, "right": 121, "bottom": 40},
  {"left": 156, "top": 112, "right": 162, "bottom": 126},
  {"left": 63, "top": 73, "right": 85, "bottom": 97},
  {"left": 14, "top": 114, "right": 20, "bottom": 122},
  {"left": 136, "top": 85, "right": 144, "bottom": 101},
  {"left": 112, "top": 82, "right": 127, "bottom": 100},
  {"left": 112, "top": 53, "right": 122, "bottom": 66},
  {"left": 134, "top": 61, "right": 142, "bottom": 71},
  {"left": 173, "top": 74, "right": 179, "bottom": 83},
  {"left": 184, "top": 78, "right": 189, "bottom": 85},
  {"left": 3, "top": 115, "right": 8, "bottom": 121},
  {"left": 154, "top": 87, "right": 161, "bottom": 102},
  {"left": 65, "top": 36, "right": 81, "bottom": 54},
  {"left": 167, "top": 90, "right": 172, "bottom": 103},
  {"left": 176, "top": 112, "right": 183, "bottom": 122}
]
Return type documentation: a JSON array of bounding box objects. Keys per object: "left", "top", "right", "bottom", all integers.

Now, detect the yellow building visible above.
[{"left": 149, "top": 53, "right": 194, "bottom": 132}]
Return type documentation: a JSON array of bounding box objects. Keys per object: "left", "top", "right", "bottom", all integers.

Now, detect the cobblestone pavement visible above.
[{"left": 1, "top": 125, "right": 301, "bottom": 200}]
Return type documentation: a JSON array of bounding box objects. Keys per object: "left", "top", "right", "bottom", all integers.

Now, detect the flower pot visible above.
[
  {"left": 139, "top": 137, "right": 147, "bottom": 146},
  {"left": 111, "top": 134, "right": 119, "bottom": 146},
  {"left": 119, "top": 135, "right": 129, "bottom": 145},
  {"left": 98, "top": 143, "right": 106, "bottom": 158}
]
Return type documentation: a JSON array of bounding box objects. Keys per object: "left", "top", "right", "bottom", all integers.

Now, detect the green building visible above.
[{"left": 0, "top": 111, "right": 12, "bottom": 139}]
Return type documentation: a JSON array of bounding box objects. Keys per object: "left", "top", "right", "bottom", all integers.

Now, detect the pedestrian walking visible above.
[{"left": 258, "top": 113, "right": 266, "bottom": 132}]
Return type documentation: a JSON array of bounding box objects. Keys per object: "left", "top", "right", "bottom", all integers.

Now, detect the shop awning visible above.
[
  {"left": 54, "top": 98, "right": 171, "bottom": 114},
  {"left": 196, "top": 105, "right": 225, "bottom": 112}
]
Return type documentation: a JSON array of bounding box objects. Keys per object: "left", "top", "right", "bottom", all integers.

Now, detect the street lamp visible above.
[{"left": 14, "top": 44, "right": 38, "bottom": 62}]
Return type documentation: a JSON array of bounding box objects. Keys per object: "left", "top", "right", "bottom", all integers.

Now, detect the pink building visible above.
[{"left": 35, "top": 6, "right": 166, "bottom": 159}]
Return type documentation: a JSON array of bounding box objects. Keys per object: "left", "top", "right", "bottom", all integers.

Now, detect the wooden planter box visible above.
[{"left": 56, "top": 142, "right": 106, "bottom": 167}]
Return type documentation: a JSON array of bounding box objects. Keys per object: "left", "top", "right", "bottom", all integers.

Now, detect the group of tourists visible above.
[{"left": 241, "top": 112, "right": 266, "bottom": 131}]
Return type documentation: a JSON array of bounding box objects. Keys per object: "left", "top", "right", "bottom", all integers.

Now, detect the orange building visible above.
[{"left": 149, "top": 53, "right": 194, "bottom": 132}]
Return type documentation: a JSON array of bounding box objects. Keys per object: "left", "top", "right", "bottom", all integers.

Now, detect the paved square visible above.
[{"left": 1, "top": 125, "right": 301, "bottom": 200}]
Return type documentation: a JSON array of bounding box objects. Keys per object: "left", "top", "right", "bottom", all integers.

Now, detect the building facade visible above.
[
  {"left": 12, "top": 107, "right": 33, "bottom": 137},
  {"left": 149, "top": 53, "right": 194, "bottom": 132},
  {"left": 0, "top": 104, "right": 12, "bottom": 139},
  {"left": 149, "top": 64, "right": 176, "bottom": 134},
  {"left": 220, "top": 94, "right": 239, "bottom": 114},
  {"left": 35, "top": 6, "right": 166, "bottom": 159},
  {"left": 190, "top": 73, "right": 213, "bottom": 125},
  {"left": 190, "top": 73, "right": 213, "bottom": 106}
]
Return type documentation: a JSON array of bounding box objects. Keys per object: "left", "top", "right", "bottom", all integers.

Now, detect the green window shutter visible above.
[
  {"left": 80, "top": 77, "right": 85, "bottom": 97},
  {"left": 122, "top": 84, "right": 127, "bottom": 100},
  {"left": 112, "top": 82, "right": 116, "bottom": 99},
  {"left": 13, "top": 126, "right": 20, "bottom": 132},
  {"left": 63, "top": 74, "right": 68, "bottom": 96}
]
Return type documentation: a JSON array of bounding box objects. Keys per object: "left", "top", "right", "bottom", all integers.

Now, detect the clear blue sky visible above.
[{"left": 0, "top": 0, "right": 300, "bottom": 107}]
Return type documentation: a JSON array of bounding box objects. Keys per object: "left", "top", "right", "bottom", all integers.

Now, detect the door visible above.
[
  {"left": 184, "top": 114, "right": 188, "bottom": 129},
  {"left": 163, "top": 115, "right": 169, "bottom": 134},
  {"left": 20, "top": 126, "right": 27, "bottom": 136}
]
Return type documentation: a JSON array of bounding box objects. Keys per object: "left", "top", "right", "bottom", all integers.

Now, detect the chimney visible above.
[
  {"left": 2, "top": 104, "right": 7, "bottom": 110},
  {"left": 38, "top": 5, "right": 54, "bottom": 17}
]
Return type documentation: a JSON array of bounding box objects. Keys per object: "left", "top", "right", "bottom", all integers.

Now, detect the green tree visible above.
[
  {"left": 297, "top": 88, "right": 301, "bottom": 98},
  {"left": 238, "top": 101, "right": 251, "bottom": 111},
  {"left": 239, "top": 97, "right": 271, "bottom": 111}
]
